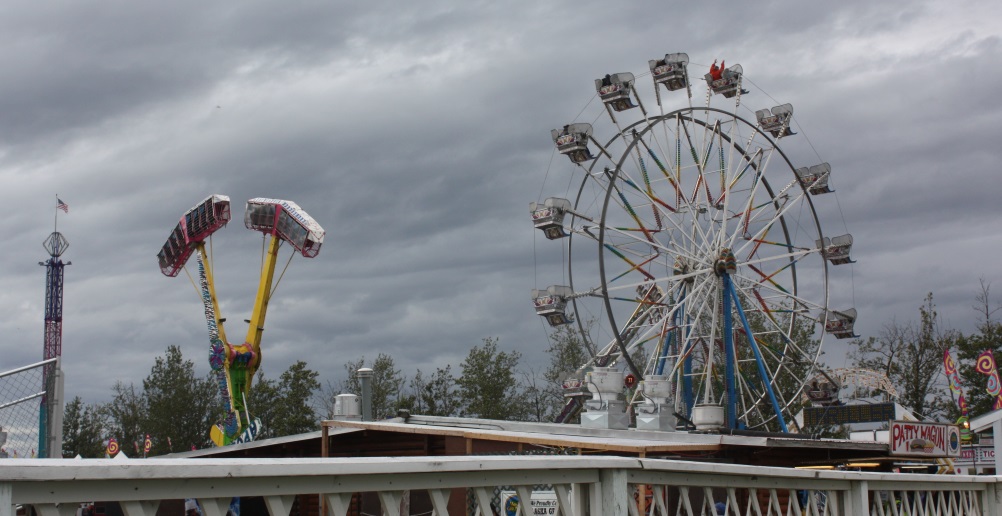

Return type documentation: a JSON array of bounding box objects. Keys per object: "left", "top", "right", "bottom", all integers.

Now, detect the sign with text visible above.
[
  {"left": 803, "top": 402, "right": 896, "bottom": 426},
  {"left": 954, "top": 445, "right": 995, "bottom": 466},
  {"left": 889, "top": 420, "right": 961, "bottom": 458},
  {"left": 501, "top": 490, "right": 560, "bottom": 516}
]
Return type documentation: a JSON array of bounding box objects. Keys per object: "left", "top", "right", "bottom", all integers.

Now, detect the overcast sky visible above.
[{"left": 1, "top": 1, "right": 1001, "bottom": 407}]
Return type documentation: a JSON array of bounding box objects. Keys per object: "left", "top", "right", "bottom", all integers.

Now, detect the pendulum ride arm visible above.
[
  {"left": 195, "top": 242, "right": 231, "bottom": 346},
  {"left": 244, "top": 233, "right": 282, "bottom": 377}
]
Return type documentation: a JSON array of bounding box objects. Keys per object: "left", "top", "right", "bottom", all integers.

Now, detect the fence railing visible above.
[{"left": 2, "top": 455, "right": 999, "bottom": 515}]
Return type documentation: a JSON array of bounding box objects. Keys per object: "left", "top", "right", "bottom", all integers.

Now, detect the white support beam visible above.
[
  {"left": 597, "top": 467, "right": 630, "bottom": 515},
  {"left": 0, "top": 483, "right": 9, "bottom": 516},
  {"left": 376, "top": 490, "right": 403, "bottom": 516},
  {"left": 120, "top": 500, "right": 160, "bottom": 516},
  {"left": 30, "top": 503, "right": 78, "bottom": 516},
  {"left": 844, "top": 480, "right": 868, "bottom": 516},
  {"left": 652, "top": 485, "right": 669, "bottom": 516},
  {"left": 263, "top": 495, "right": 295, "bottom": 516},
  {"left": 199, "top": 497, "right": 233, "bottom": 516},
  {"left": 427, "top": 488, "right": 450, "bottom": 516},
  {"left": 325, "top": 493, "right": 353, "bottom": 516},
  {"left": 473, "top": 486, "right": 493, "bottom": 516},
  {"left": 514, "top": 486, "right": 533, "bottom": 516},
  {"left": 984, "top": 482, "right": 1000, "bottom": 516},
  {"left": 626, "top": 486, "right": 640, "bottom": 516},
  {"left": 995, "top": 419, "right": 1002, "bottom": 475},
  {"left": 553, "top": 484, "right": 574, "bottom": 516}
]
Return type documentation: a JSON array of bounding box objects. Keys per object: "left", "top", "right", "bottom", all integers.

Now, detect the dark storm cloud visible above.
[{"left": 1, "top": 0, "right": 1000, "bottom": 406}]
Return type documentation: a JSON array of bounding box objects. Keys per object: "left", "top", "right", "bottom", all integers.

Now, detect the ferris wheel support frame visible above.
[
  {"left": 722, "top": 272, "right": 789, "bottom": 432},
  {"left": 592, "top": 108, "right": 817, "bottom": 432}
]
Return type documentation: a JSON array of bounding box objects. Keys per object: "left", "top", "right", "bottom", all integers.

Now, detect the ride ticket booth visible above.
[{"left": 967, "top": 408, "right": 1002, "bottom": 474}]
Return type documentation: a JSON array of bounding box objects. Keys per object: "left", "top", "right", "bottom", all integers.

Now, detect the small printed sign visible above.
[
  {"left": 889, "top": 420, "right": 961, "bottom": 458},
  {"left": 500, "top": 490, "right": 560, "bottom": 516}
]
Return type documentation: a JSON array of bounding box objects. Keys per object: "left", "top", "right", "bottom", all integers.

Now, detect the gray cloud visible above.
[{"left": 0, "top": 0, "right": 1000, "bottom": 409}]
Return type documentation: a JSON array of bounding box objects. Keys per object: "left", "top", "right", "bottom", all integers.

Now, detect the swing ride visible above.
[
  {"left": 532, "top": 53, "right": 857, "bottom": 433},
  {"left": 157, "top": 195, "right": 325, "bottom": 446}
]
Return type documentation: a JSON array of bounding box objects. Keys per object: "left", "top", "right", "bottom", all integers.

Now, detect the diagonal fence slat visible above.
[{"left": 0, "top": 456, "right": 996, "bottom": 516}]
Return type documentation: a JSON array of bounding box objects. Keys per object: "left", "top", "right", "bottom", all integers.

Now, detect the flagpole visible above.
[{"left": 54, "top": 194, "right": 58, "bottom": 233}]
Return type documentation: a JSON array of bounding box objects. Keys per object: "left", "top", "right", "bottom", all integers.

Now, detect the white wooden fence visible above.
[{"left": 2, "top": 456, "right": 999, "bottom": 515}]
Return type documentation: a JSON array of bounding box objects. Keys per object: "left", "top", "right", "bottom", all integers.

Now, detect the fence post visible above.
[
  {"left": 597, "top": 467, "right": 629, "bottom": 515},
  {"left": 843, "top": 479, "right": 868, "bottom": 516},
  {"left": 0, "top": 482, "right": 11, "bottom": 516},
  {"left": 984, "top": 481, "right": 1000, "bottom": 516}
]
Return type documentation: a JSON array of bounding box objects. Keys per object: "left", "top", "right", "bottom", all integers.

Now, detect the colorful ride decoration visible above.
[
  {"left": 975, "top": 350, "right": 1002, "bottom": 410},
  {"left": 159, "top": 195, "right": 325, "bottom": 446},
  {"left": 106, "top": 438, "right": 119, "bottom": 457},
  {"left": 943, "top": 349, "right": 968, "bottom": 415}
]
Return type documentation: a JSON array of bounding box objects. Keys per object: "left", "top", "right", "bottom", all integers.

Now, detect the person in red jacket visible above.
[{"left": 710, "top": 59, "right": 726, "bottom": 81}]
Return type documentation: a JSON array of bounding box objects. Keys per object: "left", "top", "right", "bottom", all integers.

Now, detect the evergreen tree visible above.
[
  {"left": 334, "top": 354, "right": 404, "bottom": 419},
  {"left": 270, "top": 361, "right": 320, "bottom": 436},
  {"left": 456, "top": 337, "right": 525, "bottom": 420},
  {"left": 143, "top": 345, "right": 219, "bottom": 454},
  {"left": 62, "top": 396, "right": 107, "bottom": 458},
  {"left": 248, "top": 371, "right": 281, "bottom": 439}
]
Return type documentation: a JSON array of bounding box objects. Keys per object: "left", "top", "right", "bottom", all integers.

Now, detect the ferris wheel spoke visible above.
[
  {"left": 662, "top": 276, "right": 718, "bottom": 376},
  {"left": 731, "top": 274, "right": 823, "bottom": 319},
  {"left": 731, "top": 284, "right": 816, "bottom": 370},
  {"left": 627, "top": 137, "right": 716, "bottom": 250},
  {"left": 731, "top": 186, "right": 812, "bottom": 260},
  {"left": 601, "top": 223, "right": 707, "bottom": 277}
]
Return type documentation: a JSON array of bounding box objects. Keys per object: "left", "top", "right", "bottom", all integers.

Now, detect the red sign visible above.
[{"left": 889, "top": 420, "right": 961, "bottom": 458}]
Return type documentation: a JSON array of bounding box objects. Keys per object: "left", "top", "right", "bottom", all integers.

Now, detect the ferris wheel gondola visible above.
[{"left": 531, "top": 54, "right": 857, "bottom": 433}]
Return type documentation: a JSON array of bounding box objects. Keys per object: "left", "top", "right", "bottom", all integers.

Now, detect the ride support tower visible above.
[{"left": 38, "top": 206, "right": 70, "bottom": 458}]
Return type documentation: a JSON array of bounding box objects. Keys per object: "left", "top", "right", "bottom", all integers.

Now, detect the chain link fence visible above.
[{"left": 0, "top": 358, "right": 52, "bottom": 458}]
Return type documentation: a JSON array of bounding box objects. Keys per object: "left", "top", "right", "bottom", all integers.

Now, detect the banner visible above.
[
  {"left": 975, "top": 350, "right": 1002, "bottom": 410},
  {"left": 943, "top": 349, "right": 967, "bottom": 415}
]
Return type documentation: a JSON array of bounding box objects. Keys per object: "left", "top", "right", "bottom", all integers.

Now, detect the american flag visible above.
[{"left": 57, "top": 198, "right": 69, "bottom": 213}]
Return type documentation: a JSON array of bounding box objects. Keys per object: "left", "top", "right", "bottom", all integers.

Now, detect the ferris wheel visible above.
[{"left": 531, "top": 54, "right": 857, "bottom": 432}]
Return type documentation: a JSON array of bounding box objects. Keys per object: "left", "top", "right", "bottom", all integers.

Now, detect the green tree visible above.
[
  {"left": 247, "top": 363, "right": 320, "bottom": 438},
  {"left": 143, "top": 345, "right": 219, "bottom": 454},
  {"left": 248, "top": 371, "right": 281, "bottom": 439},
  {"left": 271, "top": 361, "right": 321, "bottom": 436},
  {"left": 62, "top": 396, "right": 107, "bottom": 458},
  {"left": 520, "top": 366, "right": 552, "bottom": 422},
  {"left": 851, "top": 293, "right": 952, "bottom": 421},
  {"left": 541, "top": 323, "right": 597, "bottom": 423},
  {"left": 102, "top": 381, "right": 146, "bottom": 456},
  {"left": 954, "top": 280, "right": 1002, "bottom": 418},
  {"left": 333, "top": 354, "right": 405, "bottom": 419},
  {"left": 456, "top": 337, "right": 526, "bottom": 420},
  {"left": 407, "top": 366, "right": 459, "bottom": 417}
]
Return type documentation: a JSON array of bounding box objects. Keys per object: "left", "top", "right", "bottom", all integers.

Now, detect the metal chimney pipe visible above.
[{"left": 357, "top": 367, "right": 374, "bottom": 421}]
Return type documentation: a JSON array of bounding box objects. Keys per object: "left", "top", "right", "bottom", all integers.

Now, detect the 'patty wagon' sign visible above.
[{"left": 890, "top": 420, "right": 961, "bottom": 458}]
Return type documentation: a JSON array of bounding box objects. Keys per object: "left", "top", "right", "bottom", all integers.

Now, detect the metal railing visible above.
[{"left": 2, "top": 455, "right": 999, "bottom": 515}]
